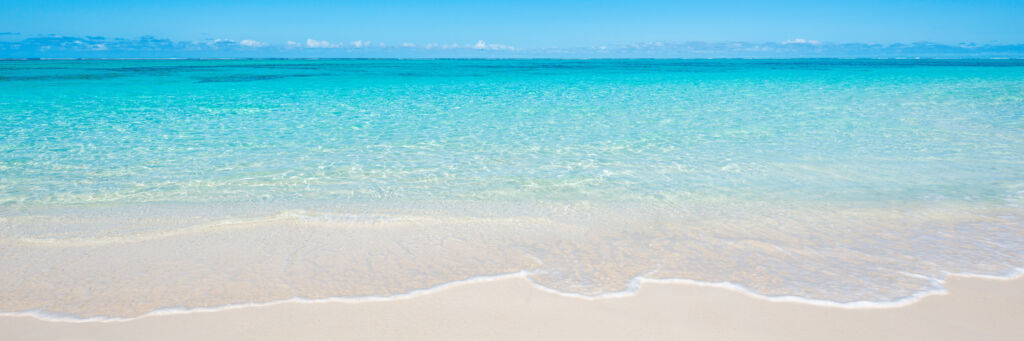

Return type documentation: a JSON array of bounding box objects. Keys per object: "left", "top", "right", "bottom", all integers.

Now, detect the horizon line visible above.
[{"left": 3, "top": 57, "right": 1024, "bottom": 61}]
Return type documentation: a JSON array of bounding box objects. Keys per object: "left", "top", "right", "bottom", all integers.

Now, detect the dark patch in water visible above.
[
  {"left": 0, "top": 73, "right": 123, "bottom": 81},
  {"left": 101, "top": 63, "right": 328, "bottom": 74},
  {"left": 245, "top": 64, "right": 324, "bottom": 70},
  {"left": 0, "top": 66, "right": 72, "bottom": 71},
  {"left": 193, "top": 73, "right": 320, "bottom": 83}
]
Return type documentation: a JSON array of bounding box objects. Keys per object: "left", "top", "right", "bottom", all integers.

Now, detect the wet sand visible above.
[{"left": 1, "top": 275, "right": 1021, "bottom": 340}]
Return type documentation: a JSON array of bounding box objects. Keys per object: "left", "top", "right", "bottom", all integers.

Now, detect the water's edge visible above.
[{"left": 3, "top": 267, "right": 1022, "bottom": 323}]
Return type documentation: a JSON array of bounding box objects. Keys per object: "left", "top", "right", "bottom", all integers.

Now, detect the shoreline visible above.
[
  {"left": 6, "top": 270, "right": 1023, "bottom": 323},
  {"left": 5, "top": 200, "right": 1022, "bottom": 318},
  {"left": 2, "top": 274, "right": 1022, "bottom": 340}
]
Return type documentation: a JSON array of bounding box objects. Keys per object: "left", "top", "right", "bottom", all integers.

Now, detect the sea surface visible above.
[{"left": 1, "top": 59, "right": 1023, "bottom": 319}]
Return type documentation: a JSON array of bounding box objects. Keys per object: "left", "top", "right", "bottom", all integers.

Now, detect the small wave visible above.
[
  {"left": 4, "top": 267, "right": 1022, "bottom": 323},
  {"left": 8, "top": 210, "right": 314, "bottom": 246},
  {"left": 6, "top": 209, "right": 581, "bottom": 246}
]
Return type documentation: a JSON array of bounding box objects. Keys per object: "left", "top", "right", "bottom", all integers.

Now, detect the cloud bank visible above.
[
  {"left": 2, "top": 35, "right": 1023, "bottom": 58},
  {"left": 304, "top": 39, "right": 337, "bottom": 48},
  {"left": 239, "top": 39, "right": 268, "bottom": 48}
]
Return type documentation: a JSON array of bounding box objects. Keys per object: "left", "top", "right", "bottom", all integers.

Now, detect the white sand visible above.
[{"left": 1, "top": 275, "right": 1021, "bottom": 340}]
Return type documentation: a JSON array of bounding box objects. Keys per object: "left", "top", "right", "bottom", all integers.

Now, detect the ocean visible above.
[{"left": 1, "top": 59, "right": 1022, "bottom": 319}]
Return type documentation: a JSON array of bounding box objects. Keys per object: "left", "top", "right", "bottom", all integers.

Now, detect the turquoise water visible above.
[{"left": 1, "top": 59, "right": 1023, "bottom": 318}]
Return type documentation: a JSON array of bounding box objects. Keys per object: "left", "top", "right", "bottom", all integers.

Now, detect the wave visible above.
[
  {"left": 3, "top": 268, "right": 1022, "bottom": 324},
  {"left": 2, "top": 202, "right": 1022, "bottom": 320}
]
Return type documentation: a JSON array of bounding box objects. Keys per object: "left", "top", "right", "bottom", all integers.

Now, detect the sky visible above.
[{"left": 1, "top": 0, "right": 1023, "bottom": 57}]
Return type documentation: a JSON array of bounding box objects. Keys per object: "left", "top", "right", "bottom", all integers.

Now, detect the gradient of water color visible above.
[{"left": 1, "top": 59, "right": 1022, "bottom": 318}]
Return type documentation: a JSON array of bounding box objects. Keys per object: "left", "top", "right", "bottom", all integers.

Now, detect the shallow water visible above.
[{"left": 1, "top": 59, "right": 1023, "bottom": 318}]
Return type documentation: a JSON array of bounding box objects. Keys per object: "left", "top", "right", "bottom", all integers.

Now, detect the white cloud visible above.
[
  {"left": 782, "top": 38, "right": 822, "bottom": 46},
  {"left": 286, "top": 40, "right": 301, "bottom": 48},
  {"left": 401, "top": 42, "right": 416, "bottom": 48},
  {"left": 206, "top": 38, "right": 234, "bottom": 47},
  {"left": 306, "top": 38, "right": 338, "bottom": 48},
  {"left": 471, "top": 40, "right": 514, "bottom": 51},
  {"left": 240, "top": 39, "right": 268, "bottom": 47},
  {"left": 350, "top": 40, "right": 366, "bottom": 48}
]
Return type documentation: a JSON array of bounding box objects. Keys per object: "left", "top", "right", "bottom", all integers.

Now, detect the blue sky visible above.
[{"left": 2, "top": 0, "right": 1023, "bottom": 57}]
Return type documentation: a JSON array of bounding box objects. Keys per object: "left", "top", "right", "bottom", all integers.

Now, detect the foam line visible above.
[{"left": 3, "top": 268, "right": 1021, "bottom": 323}]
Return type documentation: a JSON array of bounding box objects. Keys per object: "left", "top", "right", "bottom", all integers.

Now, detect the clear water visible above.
[{"left": 1, "top": 59, "right": 1023, "bottom": 318}]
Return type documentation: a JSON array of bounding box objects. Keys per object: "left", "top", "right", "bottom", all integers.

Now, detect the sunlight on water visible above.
[{"left": 1, "top": 59, "right": 1022, "bottom": 318}]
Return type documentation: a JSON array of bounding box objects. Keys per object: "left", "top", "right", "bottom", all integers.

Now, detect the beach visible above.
[
  {"left": 2, "top": 59, "right": 1023, "bottom": 338},
  {"left": 2, "top": 274, "right": 1021, "bottom": 340}
]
